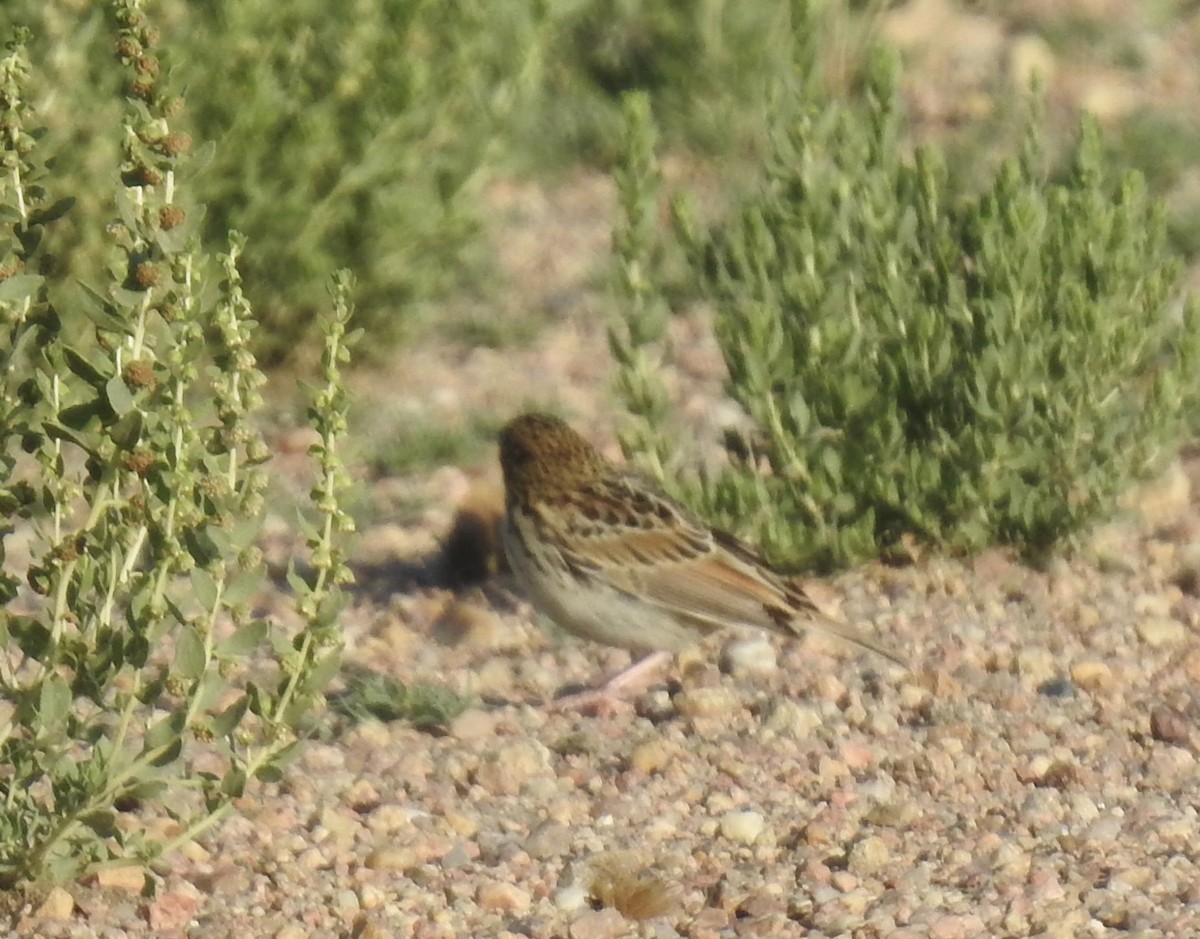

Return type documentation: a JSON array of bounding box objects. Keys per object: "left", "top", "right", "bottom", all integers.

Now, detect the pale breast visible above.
[{"left": 503, "top": 511, "right": 700, "bottom": 654}]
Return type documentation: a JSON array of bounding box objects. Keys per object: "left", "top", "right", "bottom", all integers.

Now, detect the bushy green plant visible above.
[
  {"left": 613, "top": 2, "right": 1200, "bottom": 569},
  {"left": 512, "top": 0, "right": 797, "bottom": 169},
  {"left": 0, "top": 0, "right": 546, "bottom": 364},
  {"left": 0, "top": 2, "right": 353, "bottom": 886}
]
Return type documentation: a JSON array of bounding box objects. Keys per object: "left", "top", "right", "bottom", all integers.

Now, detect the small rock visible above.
[
  {"left": 346, "top": 778, "right": 382, "bottom": 813},
  {"left": 674, "top": 686, "right": 739, "bottom": 719},
  {"left": 555, "top": 886, "right": 590, "bottom": 912},
  {"left": 848, "top": 835, "right": 890, "bottom": 876},
  {"left": 359, "top": 884, "right": 386, "bottom": 910},
  {"left": 1081, "top": 814, "right": 1123, "bottom": 845},
  {"left": 473, "top": 739, "right": 553, "bottom": 796},
  {"left": 718, "top": 637, "right": 778, "bottom": 676},
  {"left": 762, "top": 699, "right": 822, "bottom": 738},
  {"left": 440, "top": 843, "right": 472, "bottom": 869},
  {"left": 1015, "top": 647, "right": 1056, "bottom": 686},
  {"left": 526, "top": 820, "right": 573, "bottom": 859},
  {"left": 569, "top": 908, "right": 629, "bottom": 939},
  {"left": 448, "top": 708, "right": 501, "bottom": 742},
  {"left": 1137, "top": 617, "right": 1187, "bottom": 648},
  {"left": 363, "top": 845, "right": 418, "bottom": 872},
  {"left": 719, "top": 810, "right": 766, "bottom": 845},
  {"left": 1145, "top": 744, "right": 1195, "bottom": 786},
  {"left": 146, "top": 889, "right": 200, "bottom": 931},
  {"left": 627, "top": 738, "right": 675, "bottom": 775},
  {"left": 1111, "top": 865, "right": 1154, "bottom": 889},
  {"left": 95, "top": 866, "right": 146, "bottom": 893},
  {"left": 1150, "top": 705, "right": 1191, "bottom": 746},
  {"left": 36, "top": 886, "right": 74, "bottom": 921},
  {"left": 1069, "top": 660, "right": 1114, "bottom": 693},
  {"left": 864, "top": 801, "right": 921, "bottom": 827},
  {"left": 476, "top": 880, "right": 531, "bottom": 913}
]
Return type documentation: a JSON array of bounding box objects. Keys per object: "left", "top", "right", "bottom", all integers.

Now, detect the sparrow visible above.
[{"left": 498, "top": 412, "right": 904, "bottom": 708}]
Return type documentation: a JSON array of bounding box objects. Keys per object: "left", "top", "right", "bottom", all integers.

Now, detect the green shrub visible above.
[
  {"left": 512, "top": 0, "right": 796, "bottom": 169},
  {"left": 0, "top": 3, "right": 353, "bottom": 886},
  {"left": 0, "top": 0, "right": 545, "bottom": 364},
  {"left": 613, "top": 3, "right": 1200, "bottom": 569}
]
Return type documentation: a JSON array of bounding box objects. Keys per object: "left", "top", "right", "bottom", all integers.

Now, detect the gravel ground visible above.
[
  {"left": 8, "top": 2, "right": 1200, "bottom": 936},
  {"left": 11, "top": 480, "right": 1200, "bottom": 938}
]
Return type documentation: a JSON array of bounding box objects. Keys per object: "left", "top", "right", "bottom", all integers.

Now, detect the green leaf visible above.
[
  {"left": 39, "top": 674, "right": 71, "bottom": 728},
  {"left": 80, "top": 810, "right": 117, "bottom": 837},
  {"left": 72, "top": 281, "right": 132, "bottom": 335},
  {"left": 191, "top": 569, "right": 218, "bottom": 610},
  {"left": 63, "top": 347, "right": 113, "bottom": 390},
  {"left": 301, "top": 651, "right": 343, "bottom": 698},
  {"left": 228, "top": 560, "right": 266, "bottom": 603},
  {"left": 220, "top": 769, "right": 247, "bottom": 798},
  {"left": 185, "top": 529, "right": 221, "bottom": 569},
  {"left": 210, "top": 694, "right": 249, "bottom": 739},
  {"left": 30, "top": 197, "right": 76, "bottom": 227},
  {"left": 174, "top": 626, "right": 207, "bottom": 681},
  {"left": 57, "top": 399, "right": 105, "bottom": 431},
  {"left": 218, "top": 619, "right": 268, "bottom": 657},
  {"left": 109, "top": 411, "right": 144, "bottom": 451},
  {"left": 0, "top": 273, "right": 44, "bottom": 303},
  {"left": 147, "top": 736, "right": 183, "bottom": 769},
  {"left": 105, "top": 375, "right": 136, "bottom": 417},
  {"left": 255, "top": 763, "right": 284, "bottom": 783}
]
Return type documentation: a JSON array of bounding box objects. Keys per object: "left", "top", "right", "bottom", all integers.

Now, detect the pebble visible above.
[
  {"left": 1015, "top": 647, "right": 1057, "bottom": 685},
  {"left": 719, "top": 810, "right": 766, "bottom": 845},
  {"left": 36, "top": 887, "right": 75, "bottom": 921},
  {"left": 449, "top": 708, "right": 502, "bottom": 741},
  {"left": 525, "top": 820, "right": 573, "bottom": 859},
  {"left": 1137, "top": 617, "right": 1187, "bottom": 648},
  {"left": 363, "top": 846, "right": 418, "bottom": 872},
  {"left": 555, "top": 886, "right": 590, "bottom": 912},
  {"left": 674, "top": 686, "right": 739, "bottom": 719},
  {"left": 358, "top": 884, "right": 386, "bottom": 910},
  {"left": 476, "top": 881, "right": 531, "bottom": 913},
  {"left": 627, "top": 738, "right": 675, "bottom": 775},
  {"left": 473, "top": 739, "right": 553, "bottom": 796},
  {"left": 848, "top": 835, "right": 890, "bottom": 876},
  {"left": 718, "top": 636, "right": 778, "bottom": 676},
  {"left": 1149, "top": 705, "right": 1192, "bottom": 746},
  {"left": 95, "top": 866, "right": 145, "bottom": 893},
  {"left": 569, "top": 908, "right": 629, "bottom": 939},
  {"left": 762, "top": 700, "right": 823, "bottom": 738},
  {"left": 1069, "top": 660, "right": 1114, "bottom": 693},
  {"left": 1081, "top": 815, "right": 1123, "bottom": 845}
]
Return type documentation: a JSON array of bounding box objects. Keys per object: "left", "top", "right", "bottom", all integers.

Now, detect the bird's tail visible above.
[{"left": 806, "top": 613, "right": 908, "bottom": 668}]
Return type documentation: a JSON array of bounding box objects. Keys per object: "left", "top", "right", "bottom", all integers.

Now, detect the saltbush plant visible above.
[
  {"left": 0, "top": 2, "right": 353, "bottom": 886},
  {"left": 613, "top": 3, "right": 1200, "bottom": 569}
]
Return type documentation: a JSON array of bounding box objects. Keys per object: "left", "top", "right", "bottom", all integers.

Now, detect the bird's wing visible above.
[{"left": 537, "top": 474, "right": 904, "bottom": 664}]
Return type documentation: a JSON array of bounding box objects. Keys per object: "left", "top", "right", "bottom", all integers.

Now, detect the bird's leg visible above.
[{"left": 550, "top": 650, "right": 672, "bottom": 715}]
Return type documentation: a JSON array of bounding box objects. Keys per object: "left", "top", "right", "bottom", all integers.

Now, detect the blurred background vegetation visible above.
[{"left": 5, "top": 0, "right": 1196, "bottom": 366}]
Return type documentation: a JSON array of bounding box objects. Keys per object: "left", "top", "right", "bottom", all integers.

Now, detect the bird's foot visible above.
[{"left": 549, "top": 650, "right": 672, "bottom": 716}]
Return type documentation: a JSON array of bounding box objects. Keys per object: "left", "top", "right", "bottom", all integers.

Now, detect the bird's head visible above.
[{"left": 498, "top": 413, "right": 606, "bottom": 506}]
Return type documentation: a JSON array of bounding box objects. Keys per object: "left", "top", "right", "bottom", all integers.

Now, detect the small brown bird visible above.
[{"left": 499, "top": 413, "right": 904, "bottom": 708}]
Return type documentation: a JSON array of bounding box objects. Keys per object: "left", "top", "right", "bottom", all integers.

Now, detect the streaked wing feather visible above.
[
  {"left": 534, "top": 473, "right": 906, "bottom": 666},
  {"left": 542, "top": 476, "right": 797, "bottom": 632}
]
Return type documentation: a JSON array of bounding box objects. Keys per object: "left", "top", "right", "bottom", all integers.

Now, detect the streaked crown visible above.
[{"left": 499, "top": 413, "right": 607, "bottom": 505}]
